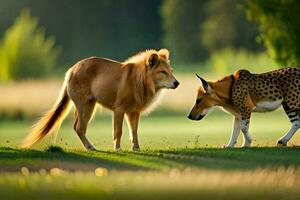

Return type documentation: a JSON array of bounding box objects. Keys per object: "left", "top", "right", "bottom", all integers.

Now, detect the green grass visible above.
[
  {"left": 1, "top": 147, "right": 300, "bottom": 200},
  {"left": 1, "top": 109, "right": 299, "bottom": 150},
  {"left": 1, "top": 110, "right": 300, "bottom": 199}
]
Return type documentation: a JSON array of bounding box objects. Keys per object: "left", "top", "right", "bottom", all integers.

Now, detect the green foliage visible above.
[
  {"left": 0, "top": 1, "right": 264, "bottom": 66},
  {"left": 0, "top": 9, "right": 60, "bottom": 81},
  {"left": 201, "top": 0, "right": 262, "bottom": 52},
  {"left": 0, "top": 0, "right": 163, "bottom": 66},
  {"left": 246, "top": 0, "right": 300, "bottom": 66},
  {"left": 206, "top": 48, "right": 278, "bottom": 75},
  {"left": 160, "top": 0, "right": 208, "bottom": 62},
  {"left": 160, "top": 0, "right": 261, "bottom": 63}
]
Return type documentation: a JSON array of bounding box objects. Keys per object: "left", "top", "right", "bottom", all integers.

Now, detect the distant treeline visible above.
[
  {"left": 0, "top": 0, "right": 299, "bottom": 79},
  {"left": 0, "top": 0, "right": 164, "bottom": 66},
  {"left": 0, "top": 0, "right": 262, "bottom": 66}
]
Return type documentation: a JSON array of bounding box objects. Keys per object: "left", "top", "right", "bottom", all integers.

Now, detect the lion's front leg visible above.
[
  {"left": 113, "top": 109, "right": 125, "bottom": 151},
  {"left": 126, "top": 112, "right": 141, "bottom": 151}
]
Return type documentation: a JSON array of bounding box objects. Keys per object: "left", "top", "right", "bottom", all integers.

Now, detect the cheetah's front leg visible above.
[
  {"left": 241, "top": 119, "right": 252, "bottom": 147},
  {"left": 225, "top": 117, "right": 252, "bottom": 148},
  {"left": 225, "top": 117, "right": 241, "bottom": 148},
  {"left": 237, "top": 95, "right": 254, "bottom": 147}
]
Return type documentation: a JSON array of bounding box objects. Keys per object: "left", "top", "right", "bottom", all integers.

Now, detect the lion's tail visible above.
[{"left": 22, "top": 78, "right": 72, "bottom": 148}]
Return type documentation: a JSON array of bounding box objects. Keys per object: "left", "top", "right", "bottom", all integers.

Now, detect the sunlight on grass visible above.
[
  {"left": 1, "top": 167, "right": 300, "bottom": 200},
  {"left": 1, "top": 73, "right": 300, "bottom": 199},
  {"left": 1, "top": 109, "right": 299, "bottom": 151},
  {"left": 1, "top": 146, "right": 300, "bottom": 199}
]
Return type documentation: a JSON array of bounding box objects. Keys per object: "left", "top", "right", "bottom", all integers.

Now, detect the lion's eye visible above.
[
  {"left": 161, "top": 71, "right": 167, "bottom": 75},
  {"left": 196, "top": 99, "right": 202, "bottom": 104}
]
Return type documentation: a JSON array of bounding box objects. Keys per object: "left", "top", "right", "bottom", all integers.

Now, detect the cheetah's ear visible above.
[{"left": 196, "top": 74, "right": 211, "bottom": 93}]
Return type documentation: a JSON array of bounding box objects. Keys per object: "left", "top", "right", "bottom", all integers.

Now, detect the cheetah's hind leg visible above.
[{"left": 277, "top": 102, "right": 300, "bottom": 146}]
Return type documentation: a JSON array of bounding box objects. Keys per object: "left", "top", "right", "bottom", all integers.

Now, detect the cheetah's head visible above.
[{"left": 187, "top": 74, "right": 219, "bottom": 121}]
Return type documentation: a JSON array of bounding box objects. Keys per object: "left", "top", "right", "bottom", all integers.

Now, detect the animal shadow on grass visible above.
[
  {"left": 0, "top": 147, "right": 300, "bottom": 172},
  {"left": 141, "top": 147, "right": 300, "bottom": 169},
  {"left": 151, "top": 147, "right": 300, "bottom": 170},
  {"left": 0, "top": 147, "right": 149, "bottom": 172}
]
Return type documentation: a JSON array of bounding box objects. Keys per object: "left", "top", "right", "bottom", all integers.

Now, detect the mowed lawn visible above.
[
  {"left": 1, "top": 110, "right": 300, "bottom": 199},
  {"left": 1, "top": 109, "right": 300, "bottom": 149},
  {"left": 1, "top": 147, "right": 300, "bottom": 200}
]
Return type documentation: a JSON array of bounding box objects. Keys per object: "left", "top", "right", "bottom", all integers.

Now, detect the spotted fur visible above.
[
  {"left": 232, "top": 68, "right": 300, "bottom": 121},
  {"left": 188, "top": 67, "right": 300, "bottom": 147}
]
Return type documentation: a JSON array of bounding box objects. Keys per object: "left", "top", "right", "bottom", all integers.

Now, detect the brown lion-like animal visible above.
[{"left": 22, "top": 49, "right": 179, "bottom": 151}]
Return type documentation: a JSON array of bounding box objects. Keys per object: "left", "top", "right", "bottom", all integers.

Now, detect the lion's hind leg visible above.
[{"left": 74, "top": 101, "right": 97, "bottom": 151}]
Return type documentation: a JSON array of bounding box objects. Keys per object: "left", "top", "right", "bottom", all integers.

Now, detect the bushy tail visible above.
[{"left": 22, "top": 81, "right": 72, "bottom": 148}]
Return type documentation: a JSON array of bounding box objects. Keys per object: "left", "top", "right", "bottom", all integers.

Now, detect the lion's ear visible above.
[
  {"left": 158, "top": 48, "right": 170, "bottom": 60},
  {"left": 147, "top": 53, "right": 159, "bottom": 68}
]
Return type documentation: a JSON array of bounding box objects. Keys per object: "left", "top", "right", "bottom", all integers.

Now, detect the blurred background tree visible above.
[
  {"left": 160, "top": 0, "right": 264, "bottom": 64},
  {"left": 201, "top": 0, "right": 262, "bottom": 53},
  {"left": 0, "top": 0, "right": 163, "bottom": 69},
  {"left": 160, "top": 0, "right": 208, "bottom": 62},
  {"left": 246, "top": 0, "right": 300, "bottom": 66},
  {"left": 0, "top": 0, "right": 297, "bottom": 119},
  {"left": 0, "top": 9, "right": 59, "bottom": 81},
  {"left": 0, "top": 0, "right": 298, "bottom": 81}
]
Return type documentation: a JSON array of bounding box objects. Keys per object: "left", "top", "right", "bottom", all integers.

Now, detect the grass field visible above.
[
  {"left": 1, "top": 74, "right": 300, "bottom": 200},
  {"left": 1, "top": 109, "right": 300, "bottom": 149},
  {"left": 1, "top": 111, "right": 300, "bottom": 200},
  {"left": 1, "top": 147, "right": 300, "bottom": 200}
]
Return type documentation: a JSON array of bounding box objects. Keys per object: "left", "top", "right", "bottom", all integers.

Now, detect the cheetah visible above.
[{"left": 188, "top": 67, "right": 300, "bottom": 147}]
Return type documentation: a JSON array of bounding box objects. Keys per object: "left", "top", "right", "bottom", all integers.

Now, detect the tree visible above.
[
  {"left": 0, "top": 0, "right": 163, "bottom": 67},
  {"left": 201, "top": 0, "right": 262, "bottom": 52},
  {"left": 246, "top": 0, "right": 300, "bottom": 65},
  {"left": 160, "top": 0, "right": 208, "bottom": 62},
  {"left": 0, "top": 9, "right": 60, "bottom": 81},
  {"left": 160, "top": 0, "right": 262, "bottom": 63}
]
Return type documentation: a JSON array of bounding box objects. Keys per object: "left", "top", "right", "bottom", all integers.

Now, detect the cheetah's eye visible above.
[{"left": 196, "top": 99, "right": 202, "bottom": 104}]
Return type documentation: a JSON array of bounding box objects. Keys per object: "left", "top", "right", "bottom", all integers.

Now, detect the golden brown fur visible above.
[{"left": 23, "top": 49, "right": 179, "bottom": 151}]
